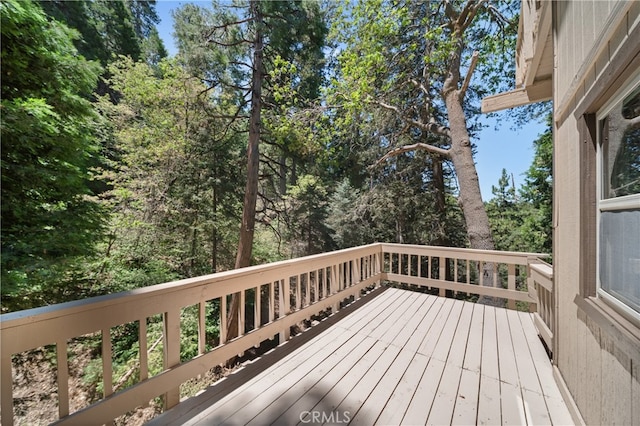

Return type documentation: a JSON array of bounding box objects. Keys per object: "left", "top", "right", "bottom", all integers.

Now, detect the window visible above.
[{"left": 597, "top": 72, "right": 640, "bottom": 323}]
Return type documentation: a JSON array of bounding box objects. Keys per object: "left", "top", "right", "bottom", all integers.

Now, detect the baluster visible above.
[
  {"left": 198, "top": 302, "right": 206, "bottom": 355},
  {"left": 305, "top": 273, "right": 310, "bottom": 307},
  {"left": 239, "top": 290, "right": 246, "bottom": 337},
  {"left": 254, "top": 286, "right": 262, "bottom": 348},
  {"left": 56, "top": 340, "right": 69, "bottom": 419},
  {"left": 1, "top": 347, "right": 13, "bottom": 426},
  {"left": 439, "top": 257, "right": 446, "bottom": 297},
  {"left": 220, "top": 296, "right": 227, "bottom": 344},
  {"left": 508, "top": 264, "right": 516, "bottom": 310},
  {"left": 314, "top": 270, "right": 319, "bottom": 303},
  {"left": 239, "top": 291, "right": 245, "bottom": 356},
  {"left": 255, "top": 286, "right": 261, "bottom": 330},
  {"left": 102, "top": 328, "right": 113, "bottom": 399},
  {"left": 163, "top": 309, "right": 180, "bottom": 408},
  {"left": 139, "top": 318, "right": 148, "bottom": 381},
  {"left": 279, "top": 279, "right": 290, "bottom": 342}
]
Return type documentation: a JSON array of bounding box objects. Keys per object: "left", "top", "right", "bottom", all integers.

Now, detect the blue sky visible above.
[{"left": 154, "top": 1, "right": 547, "bottom": 201}]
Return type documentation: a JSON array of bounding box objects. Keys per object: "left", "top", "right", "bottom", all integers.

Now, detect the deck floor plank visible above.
[
  {"left": 371, "top": 291, "right": 424, "bottom": 342},
  {"left": 374, "top": 352, "right": 430, "bottom": 425},
  {"left": 507, "top": 309, "right": 545, "bottom": 394},
  {"left": 401, "top": 357, "right": 446, "bottom": 424},
  {"left": 263, "top": 337, "right": 378, "bottom": 425},
  {"left": 191, "top": 328, "right": 357, "bottom": 425},
  {"left": 149, "top": 289, "right": 575, "bottom": 426},
  {"left": 463, "top": 303, "right": 485, "bottom": 373},
  {"left": 451, "top": 367, "right": 481, "bottom": 425},
  {"left": 426, "top": 361, "right": 464, "bottom": 425},
  {"left": 417, "top": 297, "right": 456, "bottom": 357},
  {"left": 303, "top": 340, "right": 394, "bottom": 421},
  {"left": 500, "top": 380, "right": 528, "bottom": 425},
  {"left": 481, "top": 306, "right": 500, "bottom": 381},
  {"left": 389, "top": 293, "right": 437, "bottom": 348},
  {"left": 402, "top": 295, "right": 446, "bottom": 353},
  {"left": 347, "top": 347, "right": 415, "bottom": 426},
  {"left": 495, "top": 307, "right": 520, "bottom": 387},
  {"left": 477, "top": 374, "right": 502, "bottom": 425},
  {"left": 245, "top": 334, "right": 378, "bottom": 426}
]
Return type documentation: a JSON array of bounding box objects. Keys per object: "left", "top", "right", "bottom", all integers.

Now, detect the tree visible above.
[
  {"left": 486, "top": 168, "right": 523, "bottom": 251},
  {"left": 40, "top": 0, "right": 161, "bottom": 66},
  {"left": 1, "top": 0, "right": 105, "bottom": 311},
  {"left": 173, "top": 0, "right": 327, "bottom": 340},
  {"left": 332, "top": 0, "right": 518, "bottom": 253},
  {"left": 285, "top": 175, "right": 334, "bottom": 256},
  {"left": 519, "top": 116, "right": 553, "bottom": 254},
  {"left": 97, "top": 57, "right": 244, "bottom": 289}
]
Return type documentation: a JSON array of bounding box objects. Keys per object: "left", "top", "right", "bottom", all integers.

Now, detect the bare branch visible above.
[
  {"left": 458, "top": 50, "right": 479, "bottom": 101},
  {"left": 374, "top": 100, "right": 451, "bottom": 138},
  {"left": 210, "top": 16, "right": 253, "bottom": 31},
  {"left": 374, "top": 142, "right": 450, "bottom": 167},
  {"left": 409, "top": 78, "right": 431, "bottom": 99},
  {"left": 206, "top": 38, "right": 252, "bottom": 47}
]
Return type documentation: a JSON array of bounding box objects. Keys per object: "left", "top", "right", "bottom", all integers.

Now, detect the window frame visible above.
[{"left": 595, "top": 71, "right": 640, "bottom": 325}]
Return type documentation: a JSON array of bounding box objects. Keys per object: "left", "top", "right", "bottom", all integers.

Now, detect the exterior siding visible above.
[{"left": 553, "top": 1, "right": 640, "bottom": 425}]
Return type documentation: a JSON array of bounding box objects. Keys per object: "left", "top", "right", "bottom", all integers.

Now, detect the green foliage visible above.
[
  {"left": 284, "top": 175, "right": 335, "bottom": 256},
  {"left": 487, "top": 119, "right": 553, "bottom": 255},
  {"left": 1, "top": 0, "right": 106, "bottom": 311},
  {"left": 40, "top": 0, "right": 160, "bottom": 66},
  {"left": 96, "top": 57, "right": 244, "bottom": 283}
]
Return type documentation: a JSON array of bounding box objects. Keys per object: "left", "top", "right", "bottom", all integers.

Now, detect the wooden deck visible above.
[{"left": 150, "top": 287, "right": 573, "bottom": 426}]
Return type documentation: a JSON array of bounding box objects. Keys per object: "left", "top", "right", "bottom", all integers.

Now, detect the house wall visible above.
[{"left": 553, "top": 1, "right": 640, "bottom": 424}]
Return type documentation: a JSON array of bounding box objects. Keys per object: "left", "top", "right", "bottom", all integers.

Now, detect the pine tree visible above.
[{"left": 1, "top": 0, "right": 105, "bottom": 311}]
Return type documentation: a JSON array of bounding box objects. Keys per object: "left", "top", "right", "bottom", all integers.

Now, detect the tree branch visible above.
[
  {"left": 374, "top": 100, "right": 451, "bottom": 137},
  {"left": 374, "top": 142, "right": 450, "bottom": 167},
  {"left": 458, "top": 50, "right": 479, "bottom": 101}
]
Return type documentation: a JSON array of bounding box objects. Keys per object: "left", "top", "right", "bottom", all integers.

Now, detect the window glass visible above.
[
  {"left": 599, "top": 209, "right": 640, "bottom": 314},
  {"left": 598, "top": 78, "right": 640, "bottom": 321},
  {"left": 601, "top": 87, "right": 640, "bottom": 199}
]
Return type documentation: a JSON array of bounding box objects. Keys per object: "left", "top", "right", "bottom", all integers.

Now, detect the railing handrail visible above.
[
  {"left": 380, "top": 242, "right": 549, "bottom": 264},
  {"left": 0, "top": 243, "right": 382, "bottom": 328}
]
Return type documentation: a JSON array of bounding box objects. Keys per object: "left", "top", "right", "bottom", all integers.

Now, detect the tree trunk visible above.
[
  {"left": 443, "top": 90, "right": 494, "bottom": 252},
  {"left": 443, "top": 58, "right": 500, "bottom": 306},
  {"left": 431, "top": 154, "right": 447, "bottom": 246},
  {"left": 227, "top": 0, "right": 263, "bottom": 342}
]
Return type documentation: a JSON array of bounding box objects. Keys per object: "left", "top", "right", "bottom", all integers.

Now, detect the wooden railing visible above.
[
  {"left": 379, "top": 243, "right": 546, "bottom": 309},
  {"left": 0, "top": 244, "right": 382, "bottom": 426},
  {"left": 528, "top": 259, "right": 554, "bottom": 353},
  {"left": 0, "top": 243, "right": 553, "bottom": 425}
]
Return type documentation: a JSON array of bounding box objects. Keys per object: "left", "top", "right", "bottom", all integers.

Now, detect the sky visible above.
[{"left": 154, "top": 1, "right": 547, "bottom": 202}]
